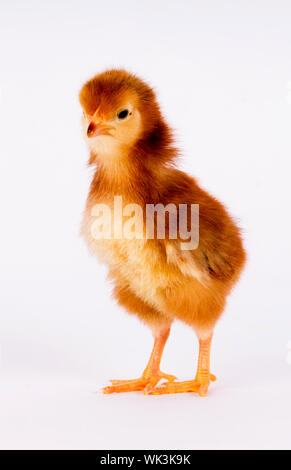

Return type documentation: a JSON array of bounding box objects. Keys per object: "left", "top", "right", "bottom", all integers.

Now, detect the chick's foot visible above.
[
  {"left": 148, "top": 374, "right": 216, "bottom": 397},
  {"left": 103, "top": 371, "right": 176, "bottom": 395}
]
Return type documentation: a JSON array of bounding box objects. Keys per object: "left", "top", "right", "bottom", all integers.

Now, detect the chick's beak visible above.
[{"left": 87, "top": 121, "right": 112, "bottom": 138}]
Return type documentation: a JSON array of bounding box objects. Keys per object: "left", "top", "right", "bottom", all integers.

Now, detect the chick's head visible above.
[{"left": 79, "top": 69, "right": 164, "bottom": 165}]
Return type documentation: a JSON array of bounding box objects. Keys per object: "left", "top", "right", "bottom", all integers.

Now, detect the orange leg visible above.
[
  {"left": 103, "top": 327, "right": 176, "bottom": 395},
  {"left": 150, "top": 333, "right": 216, "bottom": 397}
]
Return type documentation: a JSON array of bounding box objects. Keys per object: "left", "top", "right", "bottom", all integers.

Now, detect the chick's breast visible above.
[{"left": 82, "top": 205, "right": 180, "bottom": 312}]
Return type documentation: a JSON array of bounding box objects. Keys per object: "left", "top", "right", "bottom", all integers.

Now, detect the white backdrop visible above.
[{"left": 0, "top": 0, "right": 291, "bottom": 450}]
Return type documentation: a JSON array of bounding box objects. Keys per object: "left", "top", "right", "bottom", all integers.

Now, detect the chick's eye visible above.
[{"left": 117, "top": 109, "right": 129, "bottom": 120}]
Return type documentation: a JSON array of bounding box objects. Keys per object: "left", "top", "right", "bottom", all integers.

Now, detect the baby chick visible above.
[{"left": 79, "top": 69, "right": 246, "bottom": 396}]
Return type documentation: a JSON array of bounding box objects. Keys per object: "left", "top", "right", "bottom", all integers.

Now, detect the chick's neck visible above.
[
  {"left": 88, "top": 121, "right": 177, "bottom": 205},
  {"left": 89, "top": 155, "right": 161, "bottom": 206}
]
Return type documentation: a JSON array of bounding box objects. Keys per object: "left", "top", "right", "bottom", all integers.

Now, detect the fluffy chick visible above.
[{"left": 79, "top": 69, "right": 246, "bottom": 396}]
